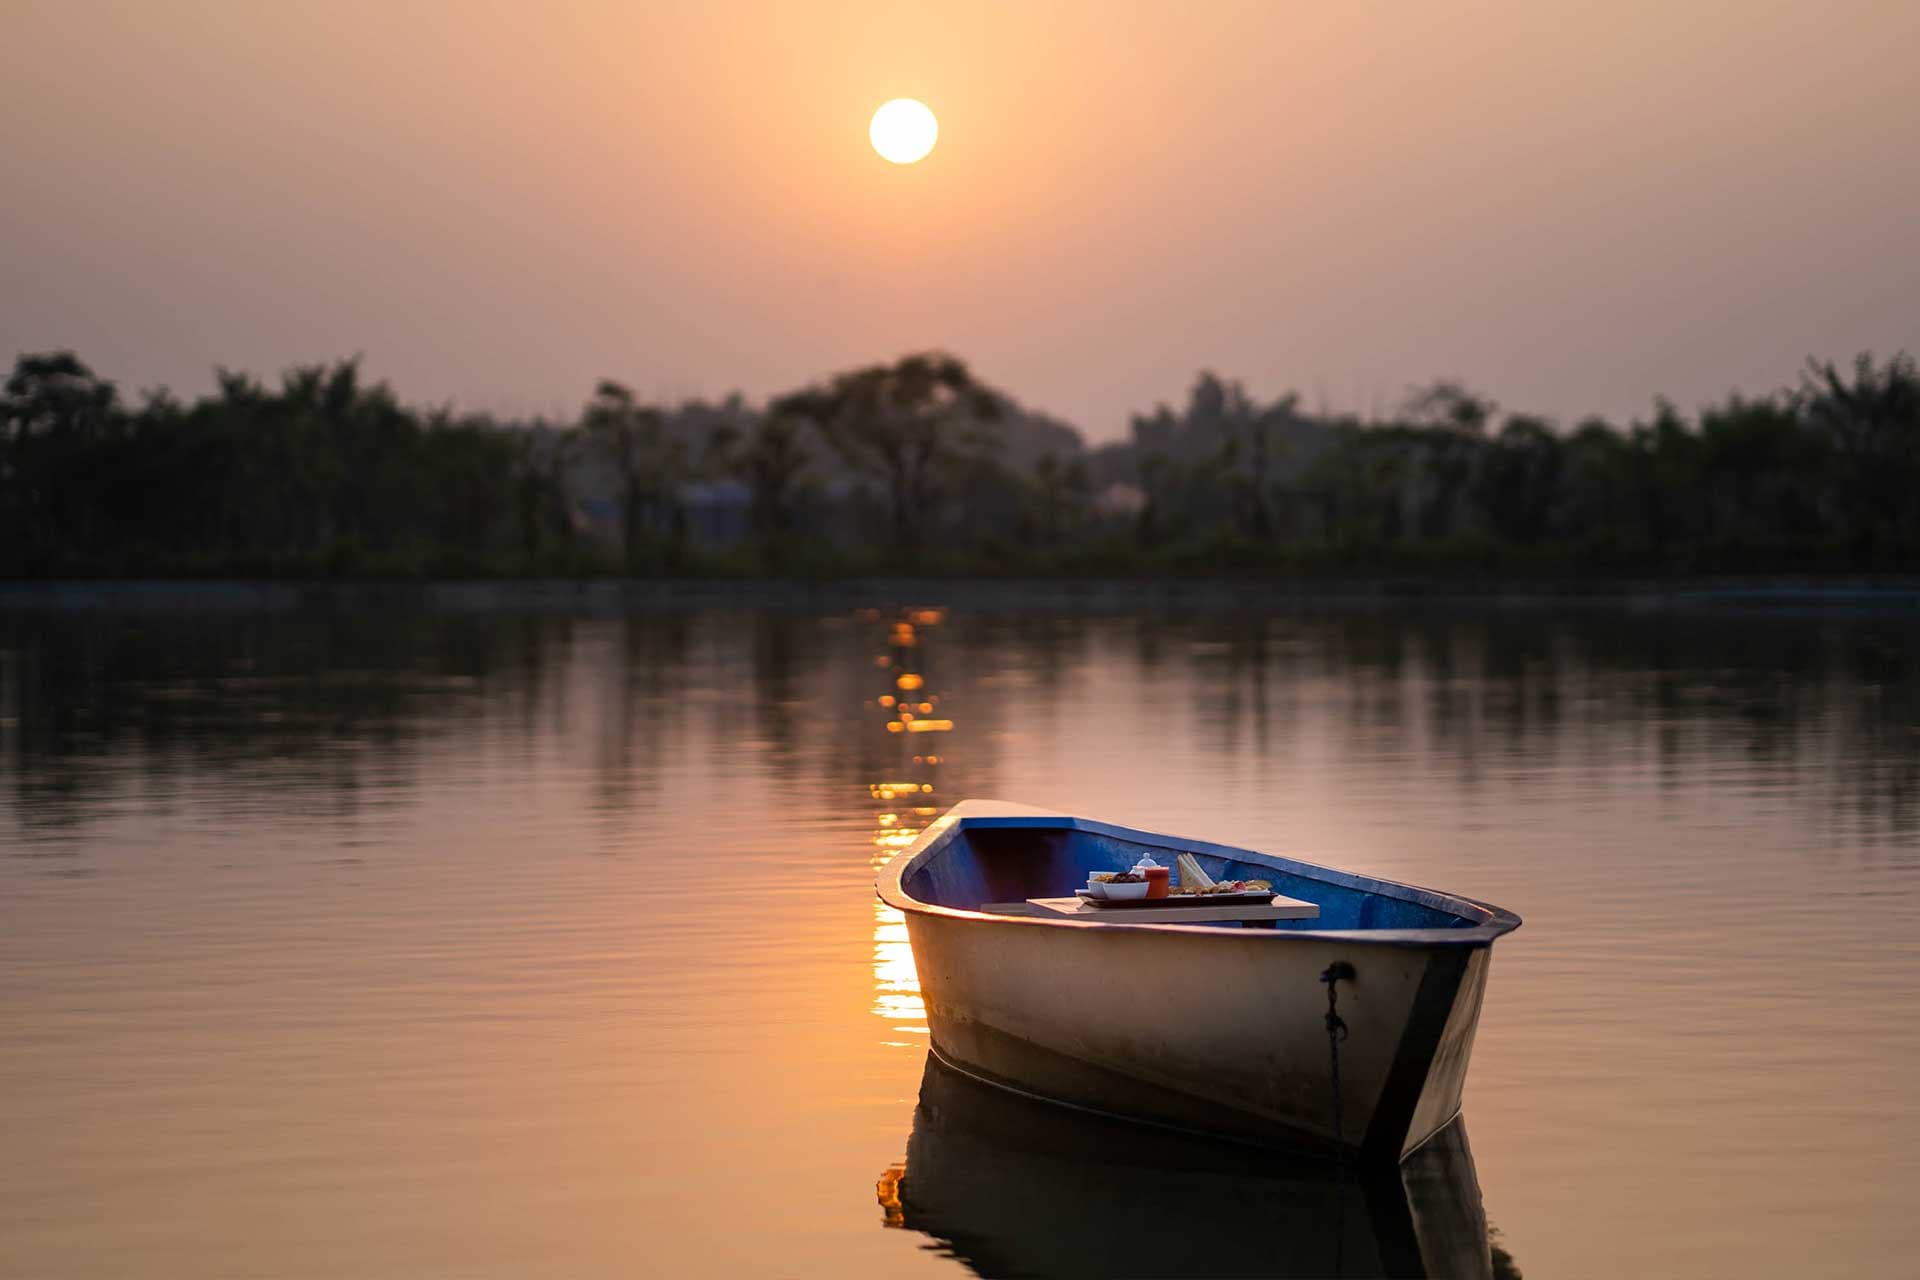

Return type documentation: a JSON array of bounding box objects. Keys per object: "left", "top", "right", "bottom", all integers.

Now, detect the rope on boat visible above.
[
  {"left": 1320, "top": 961, "right": 1356, "bottom": 1147},
  {"left": 1321, "top": 959, "right": 1356, "bottom": 1277}
]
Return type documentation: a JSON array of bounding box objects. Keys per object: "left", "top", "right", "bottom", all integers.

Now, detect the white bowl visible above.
[
  {"left": 1082, "top": 880, "right": 1109, "bottom": 899},
  {"left": 1100, "top": 880, "right": 1150, "bottom": 901}
]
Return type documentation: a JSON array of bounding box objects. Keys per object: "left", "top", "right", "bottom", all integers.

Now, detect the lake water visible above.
[{"left": 4, "top": 584, "right": 1918, "bottom": 1278}]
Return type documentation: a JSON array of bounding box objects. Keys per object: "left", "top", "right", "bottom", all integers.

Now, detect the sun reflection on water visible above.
[
  {"left": 865, "top": 606, "right": 950, "bottom": 1042},
  {"left": 871, "top": 901, "right": 926, "bottom": 1037}
]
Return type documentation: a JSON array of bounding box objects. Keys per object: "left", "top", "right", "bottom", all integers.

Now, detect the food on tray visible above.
[
  {"left": 1131, "top": 855, "right": 1171, "bottom": 899},
  {"left": 1169, "top": 878, "right": 1276, "bottom": 897},
  {"left": 1090, "top": 872, "right": 1119, "bottom": 883},
  {"left": 1106, "top": 871, "right": 1144, "bottom": 884},
  {"left": 1175, "top": 853, "right": 1215, "bottom": 889}
]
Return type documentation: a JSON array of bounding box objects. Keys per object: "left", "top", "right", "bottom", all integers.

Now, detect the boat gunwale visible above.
[{"left": 876, "top": 800, "right": 1522, "bottom": 948}]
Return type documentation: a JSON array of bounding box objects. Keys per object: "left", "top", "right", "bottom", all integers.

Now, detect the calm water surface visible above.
[{"left": 3, "top": 586, "right": 1918, "bottom": 1278}]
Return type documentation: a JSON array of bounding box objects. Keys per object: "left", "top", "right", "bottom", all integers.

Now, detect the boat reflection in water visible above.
[{"left": 878, "top": 1054, "right": 1516, "bottom": 1280}]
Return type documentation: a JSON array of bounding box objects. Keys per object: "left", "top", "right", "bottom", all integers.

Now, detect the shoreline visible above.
[{"left": 4, "top": 574, "right": 1919, "bottom": 615}]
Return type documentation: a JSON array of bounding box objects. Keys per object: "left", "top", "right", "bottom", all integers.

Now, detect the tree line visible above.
[{"left": 2, "top": 347, "right": 1915, "bottom": 578}]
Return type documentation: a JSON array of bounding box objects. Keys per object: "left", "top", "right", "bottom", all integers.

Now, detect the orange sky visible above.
[{"left": 3, "top": 0, "right": 1916, "bottom": 438}]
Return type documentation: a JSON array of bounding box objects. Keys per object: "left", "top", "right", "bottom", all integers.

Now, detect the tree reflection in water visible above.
[{"left": 879, "top": 1053, "right": 1520, "bottom": 1280}]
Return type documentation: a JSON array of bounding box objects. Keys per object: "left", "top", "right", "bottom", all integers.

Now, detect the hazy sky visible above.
[{"left": 4, "top": 0, "right": 1916, "bottom": 440}]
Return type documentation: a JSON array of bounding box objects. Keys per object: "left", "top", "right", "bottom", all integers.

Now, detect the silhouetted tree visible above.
[
  {"left": 773, "top": 352, "right": 1000, "bottom": 551},
  {"left": 584, "top": 380, "right": 687, "bottom": 570},
  {"left": 1802, "top": 352, "right": 1920, "bottom": 553},
  {"left": 1414, "top": 428, "right": 1478, "bottom": 540},
  {"left": 1403, "top": 379, "right": 1498, "bottom": 436},
  {"left": 1626, "top": 400, "right": 1706, "bottom": 552},
  {"left": 1030, "top": 450, "right": 1091, "bottom": 547},
  {"left": 1558, "top": 417, "right": 1636, "bottom": 549},
  {"left": 1135, "top": 449, "right": 1174, "bottom": 547},
  {"left": 1474, "top": 416, "right": 1564, "bottom": 545},
  {"left": 4, "top": 345, "right": 1915, "bottom": 578},
  {"left": 1698, "top": 394, "right": 1827, "bottom": 550},
  {"left": 510, "top": 426, "right": 579, "bottom": 566},
  {"left": 711, "top": 413, "right": 813, "bottom": 563},
  {"left": 1, "top": 352, "right": 122, "bottom": 565}
]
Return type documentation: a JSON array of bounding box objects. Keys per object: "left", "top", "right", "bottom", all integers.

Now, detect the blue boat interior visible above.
[{"left": 903, "top": 820, "right": 1479, "bottom": 931}]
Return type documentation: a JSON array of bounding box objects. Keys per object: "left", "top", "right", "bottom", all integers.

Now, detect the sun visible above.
[{"left": 870, "top": 99, "right": 938, "bottom": 165}]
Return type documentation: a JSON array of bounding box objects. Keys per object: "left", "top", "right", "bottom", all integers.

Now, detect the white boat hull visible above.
[{"left": 880, "top": 801, "right": 1517, "bottom": 1162}]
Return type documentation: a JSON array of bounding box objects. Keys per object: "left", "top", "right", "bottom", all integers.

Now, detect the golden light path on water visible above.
[
  {"left": 863, "top": 609, "right": 949, "bottom": 1043},
  {"left": 870, "top": 901, "right": 924, "bottom": 1044}
]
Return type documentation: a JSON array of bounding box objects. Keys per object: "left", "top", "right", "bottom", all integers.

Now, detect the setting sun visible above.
[{"left": 869, "top": 98, "right": 937, "bottom": 164}]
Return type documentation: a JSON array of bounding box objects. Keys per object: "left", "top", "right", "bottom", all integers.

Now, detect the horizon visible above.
[
  {"left": 11, "top": 341, "right": 1905, "bottom": 443},
  {"left": 4, "top": 1, "right": 1916, "bottom": 442}
]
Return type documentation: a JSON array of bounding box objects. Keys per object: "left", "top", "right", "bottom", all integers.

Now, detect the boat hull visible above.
[
  {"left": 881, "top": 802, "right": 1516, "bottom": 1163},
  {"left": 909, "top": 907, "right": 1491, "bottom": 1161}
]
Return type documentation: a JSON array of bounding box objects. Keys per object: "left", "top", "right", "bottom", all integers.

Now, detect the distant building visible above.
[
  {"left": 1093, "top": 482, "right": 1146, "bottom": 518},
  {"left": 570, "top": 484, "right": 751, "bottom": 549},
  {"left": 681, "top": 481, "right": 750, "bottom": 546}
]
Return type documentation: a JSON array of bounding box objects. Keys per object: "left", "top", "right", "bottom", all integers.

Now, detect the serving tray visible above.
[{"left": 1077, "top": 890, "right": 1276, "bottom": 909}]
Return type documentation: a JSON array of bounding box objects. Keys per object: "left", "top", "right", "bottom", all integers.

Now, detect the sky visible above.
[{"left": 3, "top": 0, "right": 1917, "bottom": 441}]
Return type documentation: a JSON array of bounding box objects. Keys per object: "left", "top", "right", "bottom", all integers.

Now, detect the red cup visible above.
[{"left": 1142, "top": 866, "right": 1170, "bottom": 899}]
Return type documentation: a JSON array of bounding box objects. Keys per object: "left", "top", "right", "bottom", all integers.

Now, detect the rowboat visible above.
[
  {"left": 877, "top": 800, "right": 1522, "bottom": 1163},
  {"left": 880, "top": 1053, "right": 1504, "bottom": 1279}
]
